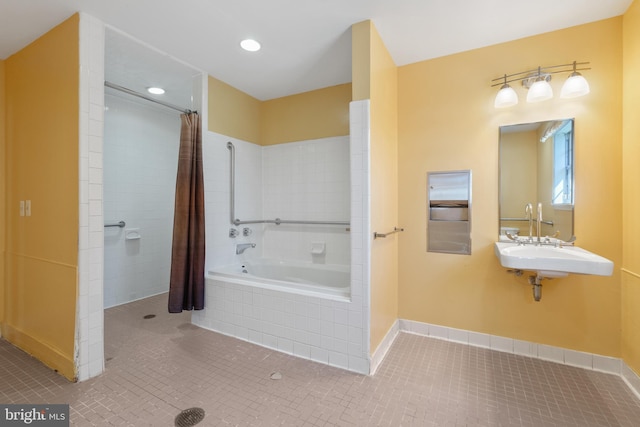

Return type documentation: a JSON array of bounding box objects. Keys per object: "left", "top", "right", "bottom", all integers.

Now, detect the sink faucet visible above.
[
  {"left": 536, "top": 202, "right": 543, "bottom": 244},
  {"left": 525, "top": 203, "right": 533, "bottom": 242},
  {"left": 236, "top": 243, "right": 256, "bottom": 254}
]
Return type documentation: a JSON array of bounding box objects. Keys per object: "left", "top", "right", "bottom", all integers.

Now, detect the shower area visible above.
[
  {"left": 100, "top": 26, "right": 372, "bottom": 374},
  {"left": 103, "top": 29, "right": 203, "bottom": 308}
]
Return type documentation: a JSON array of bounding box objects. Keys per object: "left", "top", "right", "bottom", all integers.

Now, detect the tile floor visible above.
[{"left": 1, "top": 293, "right": 640, "bottom": 426}]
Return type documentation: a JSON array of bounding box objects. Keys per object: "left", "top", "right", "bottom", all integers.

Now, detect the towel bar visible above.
[{"left": 374, "top": 227, "right": 404, "bottom": 239}]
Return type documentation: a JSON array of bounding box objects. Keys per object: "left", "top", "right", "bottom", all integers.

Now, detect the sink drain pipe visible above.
[{"left": 528, "top": 275, "right": 543, "bottom": 301}]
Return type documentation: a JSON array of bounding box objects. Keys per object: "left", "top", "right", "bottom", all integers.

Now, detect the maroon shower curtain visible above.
[{"left": 168, "top": 112, "right": 205, "bottom": 313}]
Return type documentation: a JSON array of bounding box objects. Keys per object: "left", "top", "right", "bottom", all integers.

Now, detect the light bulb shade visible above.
[
  {"left": 560, "top": 73, "right": 590, "bottom": 98},
  {"left": 526, "top": 79, "right": 553, "bottom": 102},
  {"left": 494, "top": 84, "right": 518, "bottom": 108}
]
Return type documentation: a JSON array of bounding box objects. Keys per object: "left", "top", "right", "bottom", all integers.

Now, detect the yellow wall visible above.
[
  {"left": 208, "top": 76, "right": 350, "bottom": 146},
  {"left": 0, "top": 59, "right": 5, "bottom": 332},
  {"left": 352, "top": 22, "right": 371, "bottom": 101},
  {"left": 398, "top": 18, "right": 623, "bottom": 357},
  {"left": 208, "top": 76, "right": 261, "bottom": 144},
  {"left": 353, "top": 21, "right": 399, "bottom": 354},
  {"left": 261, "top": 83, "right": 351, "bottom": 145},
  {"left": 622, "top": 0, "right": 640, "bottom": 375},
  {"left": 4, "top": 15, "right": 79, "bottom": 380}
]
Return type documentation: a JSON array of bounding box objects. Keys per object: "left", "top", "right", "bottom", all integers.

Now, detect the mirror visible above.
[{"left": 499, "top": 119, "right": 574, "bottom": 241}]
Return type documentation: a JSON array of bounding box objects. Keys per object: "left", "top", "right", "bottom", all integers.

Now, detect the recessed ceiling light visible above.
[
  {"left": 147, "top": 87, "right": 165, "bottom": 95},
  {"left": 240, "top": 39, "right": 261, "bottom": 52}
]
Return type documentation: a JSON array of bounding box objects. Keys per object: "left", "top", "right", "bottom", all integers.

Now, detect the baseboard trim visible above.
[
  {"left": 369, "top": 319, "right": 399, "bottom": 375},
  {"left": 1, "top": 324, "right": 76, "bottom": 381}
]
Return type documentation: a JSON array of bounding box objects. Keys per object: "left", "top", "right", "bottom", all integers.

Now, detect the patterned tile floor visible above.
[{"left": 1, "top": 293, "right": 640, "bottom": 426}]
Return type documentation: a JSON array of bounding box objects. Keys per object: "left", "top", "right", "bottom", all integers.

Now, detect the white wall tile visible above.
[
  {"left": 448, "top": 328, "right": 469, "bottom": 344},
  {"left": 593, "top": 355, "right": 621, "bottom": 374},
  {"left": 468, "top": 331, "right": 492, "bottom": 348},
  {"left": 564, "top": 349, "right": 593, "bottom": 369},
  {"left": 514, "top": 339, "right": 538, "bottom": 357},
  {"left": 490, "top": 336, "right": 514, "bottom": 353},
  {"left": 103, "top": 94, "right": 180, "bottom": 308},
  {"left": 77, "top": 13, "right": 105, "bottom": 382},
  {"left": 538, "top": 344, "right": 565, "bottom": 363}
]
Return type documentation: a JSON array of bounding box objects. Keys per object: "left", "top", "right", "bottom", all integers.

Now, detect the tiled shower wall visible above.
[
  {"left": 202, "top": 133, "right": 265, "bottom": 271},
  {"left": 262, "top": 137, "right": 351, "bottom": 265},
  {"left": 194, "top": 100, "right": 371, "bottom": 373},
  {"left": 103, "top": 94, "right": 181, "bottom": 308}
]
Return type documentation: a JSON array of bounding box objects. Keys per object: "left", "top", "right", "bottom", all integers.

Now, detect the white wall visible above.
[{"left": 103, "top": 94, "right": 180, "bottom": 308}]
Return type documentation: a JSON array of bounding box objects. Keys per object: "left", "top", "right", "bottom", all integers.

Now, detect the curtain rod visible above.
[{"left": 104, "top": 81, "right": 195, "bottom": 114}]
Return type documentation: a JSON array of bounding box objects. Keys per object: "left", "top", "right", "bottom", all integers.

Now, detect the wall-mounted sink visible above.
[{"left": 494, "top": 241, "right": 614, "bottom": 278}]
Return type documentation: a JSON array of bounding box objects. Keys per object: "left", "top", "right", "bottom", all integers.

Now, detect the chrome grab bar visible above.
[
  {"left": 104, "top": 220, "right": 126, "bottom": 228},
  {"left": 374, "top": 227, "right": 404, "bottom": 239},
  {"left": 234, "top": 218, "right": 350, "bottom": 226}
]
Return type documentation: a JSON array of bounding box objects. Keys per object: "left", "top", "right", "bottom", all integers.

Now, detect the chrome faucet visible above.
[
  {"left": 525, "top": 203, "right": 533, "bottom": 242},
  {"left": 536, "top": 202, "right": 543, "bottom": 244},
  {"left": 236, "top": 243, "right": 256, "bottom": 254}
]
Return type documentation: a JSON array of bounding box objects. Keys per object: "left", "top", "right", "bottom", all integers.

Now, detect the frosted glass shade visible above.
[
  {"left": 494, "top": 85, "right": 518, "bottom": 108},
  {"left": 526, "top": 79, "right": 553, "bottom": 102},
  {"left": 561, "top": 73, "right": 590, "bottom": 98}
]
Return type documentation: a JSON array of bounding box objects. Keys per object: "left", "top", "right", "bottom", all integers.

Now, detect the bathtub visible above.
[{"left": 208, "top": 259, "right": 350, "bottom": 300}]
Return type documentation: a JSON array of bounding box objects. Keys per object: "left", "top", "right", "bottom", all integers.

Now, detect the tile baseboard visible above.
[{"left": 369, "top": 319, "right": 399, "bottom": 375}]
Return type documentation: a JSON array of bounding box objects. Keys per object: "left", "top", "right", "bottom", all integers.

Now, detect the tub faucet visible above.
[{"left": 236, "top": 243, "right": 256, "bottom": 254}]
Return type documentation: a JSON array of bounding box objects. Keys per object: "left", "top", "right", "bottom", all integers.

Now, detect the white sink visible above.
[{"left": 494, "top": 241, "right": 614, "bottom": 278}]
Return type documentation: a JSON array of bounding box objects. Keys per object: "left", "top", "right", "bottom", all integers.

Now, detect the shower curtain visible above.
[{"left": 168, "top": 112, "right": 205, "bottom": 313}]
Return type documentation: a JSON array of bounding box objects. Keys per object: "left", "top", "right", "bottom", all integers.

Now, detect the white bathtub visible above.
[{"left": 208, "top": 259, "right": 350, "bottom": 300}]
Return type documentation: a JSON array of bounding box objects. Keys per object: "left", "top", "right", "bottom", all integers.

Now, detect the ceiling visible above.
[{"left": 0, "top": 0, "right": 633, "bottom": 101}]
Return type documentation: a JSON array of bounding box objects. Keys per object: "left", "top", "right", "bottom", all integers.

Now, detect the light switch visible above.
[
  {"left": 19, "top": 200, "right": 25, "bottom": 217},
  {"left": 25, "top": 200, "right": 31, "bottom": 216}
]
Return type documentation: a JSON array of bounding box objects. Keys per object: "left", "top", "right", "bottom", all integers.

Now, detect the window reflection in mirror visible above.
[{"left": 499, "top": 119, "right": 574, "bottom": 241}]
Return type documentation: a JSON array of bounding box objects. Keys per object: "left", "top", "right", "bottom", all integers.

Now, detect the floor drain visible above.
[
  {"left": 174, "top": 407, "right": 205, "bottom": 427},
  {"left": 143, "top": 314, "right": 156, "bottom": 319}
]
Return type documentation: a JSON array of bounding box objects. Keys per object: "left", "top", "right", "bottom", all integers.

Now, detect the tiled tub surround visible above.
[{"left": 195, "top": 100, "right": 371, "bottom": 373}]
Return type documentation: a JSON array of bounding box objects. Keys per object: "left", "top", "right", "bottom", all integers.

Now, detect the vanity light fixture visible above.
[
  {"left": 526, "top": 67, "right": 553, "bottom": 103},
  {"left": 147, "top": 87, "right": 165, "bottom": 95},
  {"left": 494, "top": 75, "right": 518, "bottom": 108},
  {"left": 560, "top": 61, "right": 590, "bottom": 98},
  {"left": 491, "top": 61, "right": 590, "bottom": 108}
]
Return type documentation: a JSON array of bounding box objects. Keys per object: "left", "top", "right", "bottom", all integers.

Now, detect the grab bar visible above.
[
  {"left": 104, "top": 220, "right": 126, "bottom": 228},
  {"left": 234, "top": 218, "right": 349, "bottom": 226},
  {"left": 374, "top": 227, "right": 404, "bottom": 239},
  {"left": 227, "top": 141, "right": 350, "bottom": 228},
  {"left": 500, "top": 217, "right": 554, "bottom": 226}
]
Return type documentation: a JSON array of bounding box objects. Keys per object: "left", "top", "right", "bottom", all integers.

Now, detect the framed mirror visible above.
[{"left": 499, "top": 119, "right": 574, "bottom": 241}]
